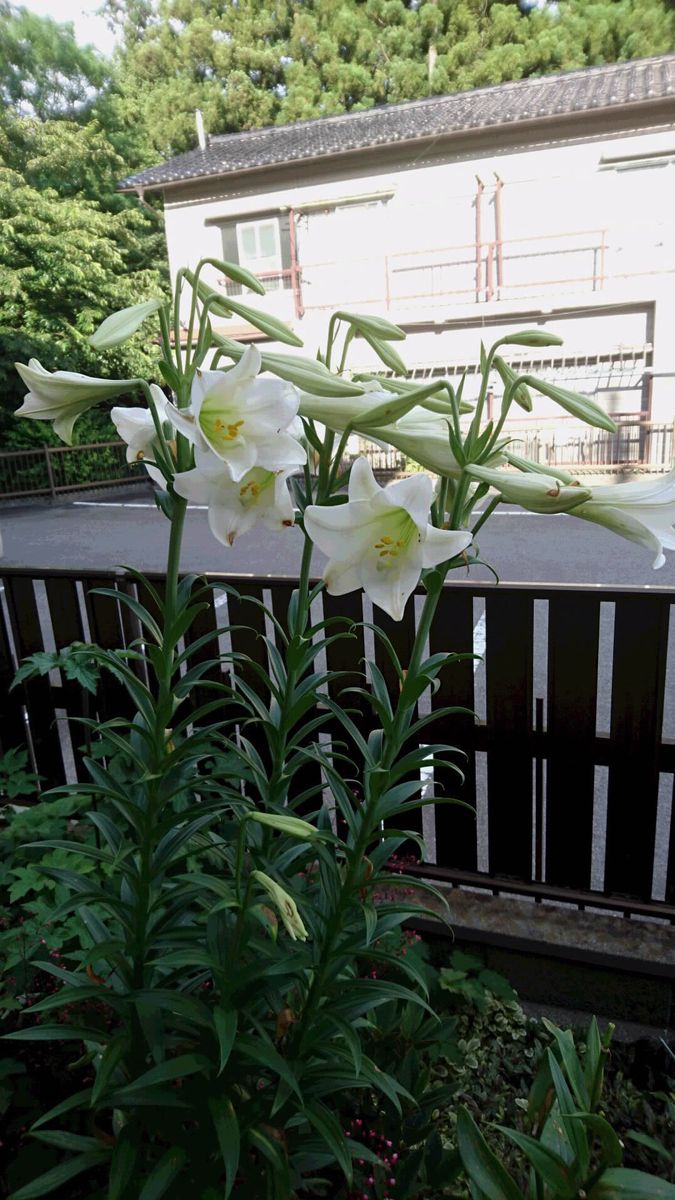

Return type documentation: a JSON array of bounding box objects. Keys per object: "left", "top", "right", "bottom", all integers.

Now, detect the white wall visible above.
[{"left": 161, "top": 120, "right": 675, "bottom": 421}]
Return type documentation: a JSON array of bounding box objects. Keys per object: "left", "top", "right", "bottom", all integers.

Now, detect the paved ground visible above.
[{"left": 2, "top": 481, "right": 675, "bottom": 587}]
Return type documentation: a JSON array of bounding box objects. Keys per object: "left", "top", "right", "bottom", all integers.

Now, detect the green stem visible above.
[
  {"left": 471, "top": 494, "right": 501, "bottom": 538},
  {"left": 325, "top": 314, "right": 340, "bottom": 370},
  {"left": 158, "top": 305, "right": 174, "bottom": 366},
  {"left": 296, "top": 530, "right": 315, "bottom": 635},
  {"left": 325, "top": 426, "right": 352, "bottom": 496},
  {"left": 173, "top": 269, "right": 185, "bottom": 376},
  {"left": 337, "top": 326, "right": 355, "bottom": 375}
]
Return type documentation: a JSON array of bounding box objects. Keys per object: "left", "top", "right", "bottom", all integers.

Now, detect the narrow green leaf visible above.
[
  {"left": 624, "top": 1130, "right": 674, "bottom": 1164},
  {"left": 30, "top": 1088, "right": 92, "bottom": 1132},
  {"left": 588, "top": 1168, "right": 675, "bottom": 1198},
  {"left": 138, "top": 1148, "right": 189, "bottom": 1200},
  {"left": 541, "top": 1020, "right": 590, "bottom": 1110},
  {"left": 456, "top": 1106, "right": 523, "bottom": 1200},
  {"left": 108, "top": 1125, "right": 138, "bottom": 1200},
  {"left": 214, "top": 1006, "right": 238, "bottom": 1075},
  {"left": 91, "top": 1034, "right": 129, "bottom": 1105},
  {"left": 496, "top": 1126, "right": 577, "bottom": 1197},
  {"left": 3, "top": 1024, "right": 104, "bottom": 1043},
  {"left": 236, "top": 1036, "right": 302, "bottom": 1100},
  {"left": 209, "top": 1096, "right": 240, "bottom": 1199},
  {"left": 305, "top": 1101, "right": 353, "bottom": 1184},
  {"left": 571, "top": 1113, "right": 623, "bottom": 1168},
  {"left": 31, "top": 1131, "right": 100, "bottom": 1153},
  {"left": 115, "top": 1053, "right": 209, "bottom": 1096},
  {"left": 7, "top": 1150, "right": 109, "bottom": 1200}
]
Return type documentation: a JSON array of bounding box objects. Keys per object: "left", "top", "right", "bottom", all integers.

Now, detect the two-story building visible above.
[{"left": 120, "top": 54, "right": 675, "bottom": 467}]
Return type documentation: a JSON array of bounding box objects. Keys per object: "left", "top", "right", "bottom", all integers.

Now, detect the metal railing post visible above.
[{"left": 44, "top": 446, "right": 56, "bottom": 501}]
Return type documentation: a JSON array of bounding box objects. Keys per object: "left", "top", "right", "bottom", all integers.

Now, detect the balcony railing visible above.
[
  {"left": 297, "top": 225, "right": 673, "bottom": 314},
  {"left": 503, "top": 419, "right": 674, "bottom": 474}
]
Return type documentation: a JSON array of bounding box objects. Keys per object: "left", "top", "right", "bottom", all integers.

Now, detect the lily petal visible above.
[{"left": 422, "top": 524, "right": 473, "bottom": 568}]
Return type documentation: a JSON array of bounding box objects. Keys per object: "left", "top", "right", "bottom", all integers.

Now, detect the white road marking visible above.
[
  {"left": 71, "top": 498, "right": 554, "bottom": 517},
  {"left": 72, "top": 500, "right": 208, "bottom": 510}
]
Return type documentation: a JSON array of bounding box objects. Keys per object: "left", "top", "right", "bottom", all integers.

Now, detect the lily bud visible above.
[
  {"left": 248, "top": 812, "right": 318, "bottom": 839},
  {"left": 89, "top": 298, "right": 163, "bottom": 350},
  {"left": 468, "top": 465, "right": 591, "bottom": 513},
  {"left": 251, "top": 871, "right": 309, "bottom": 941},
  {"left": 498, "top": 330, "right": 564, "bottom": 348}
]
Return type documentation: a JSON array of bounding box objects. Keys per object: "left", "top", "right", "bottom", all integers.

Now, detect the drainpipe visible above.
[
  {"left": 288, "top": 208, "right": 304, "bottom": 319},
  {"left": 475, "top": 176, "right": 484, "bottom": 302},
  {"left": 494, "top": 173, "right": 504, "bottom": 295}
]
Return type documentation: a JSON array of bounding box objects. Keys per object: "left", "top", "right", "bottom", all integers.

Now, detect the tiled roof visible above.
[{"left": 119, "top": 54, "right": 675, "bottom": 192}]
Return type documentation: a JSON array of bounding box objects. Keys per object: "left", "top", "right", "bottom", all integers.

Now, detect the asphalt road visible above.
[{"left": 2, "top": 482, "right": 675, "bottom": 587}]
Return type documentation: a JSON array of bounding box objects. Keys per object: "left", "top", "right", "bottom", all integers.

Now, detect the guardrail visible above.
[
  {"left": 1, "top": 567, "right": 673, "bottom": 922},
  {"left": 0, "top": 442, "right": 140, "bottom": 500}
]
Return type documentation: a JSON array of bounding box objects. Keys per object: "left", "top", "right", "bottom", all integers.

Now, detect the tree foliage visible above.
[
  {"left": 104, "top": 0, "right": 675, "bottom": 157},
  {"left": 0, "top": 0, "right": 110, "bottom": 119},
  {"left": 0, "top": 116, "right": 165, "bottom": 444}
]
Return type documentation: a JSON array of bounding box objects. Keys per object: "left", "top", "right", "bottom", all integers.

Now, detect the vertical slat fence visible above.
[
  {"left": 545, "top": 594, "right": 601, "bottom": 890},
  {"left": 484, "top": 591, "right": 534, "bottom": 881},
  {"left": 1, "top": 566, "right": 673, "bottom": 922},
  {"left": 605, "top": 594, "right": 670, "bottom": 901}
]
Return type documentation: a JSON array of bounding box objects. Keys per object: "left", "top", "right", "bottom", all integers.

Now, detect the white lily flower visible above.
[
  {"left": 173, "top": 446, "right": 295, "bottom": 546},
  {"left": 14, "top": 358, "right": 137, "bottom": 445},
  {"left": 468, "top": 465, "right": 591, "bottom": 513},
  {"left": 572, "top": 468, "right": 675, "bottom": 568},
  {"left": 111, "top": 384, "right": 168, "bottom": 465},
  {"left": 167, "top": 344, "right": 306, "bottom": 481},
  {"left": 304, "top": 457, "right": 472, "bottom": 621}
]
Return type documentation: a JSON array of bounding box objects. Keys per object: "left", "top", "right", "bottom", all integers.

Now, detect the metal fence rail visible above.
[
  {"left": 0, "top": 442, "right": 140, "bottom": 499},
  {"left": 504, "top": 420, "right": 674, "bottom": 474},
  {"left": 1, "top": 567, "right": 673, "bottom": 922}
]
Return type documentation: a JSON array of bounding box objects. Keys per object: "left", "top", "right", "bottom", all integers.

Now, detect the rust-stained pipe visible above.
[
  {"left": 475, "top": 175, "right": 484, "bottom": 302},
  {"left": 494, "top": 173, "right": 504, "bottom": 293},
  {"left": 288, "top": 208, "right": 304, "bottom": 319}
]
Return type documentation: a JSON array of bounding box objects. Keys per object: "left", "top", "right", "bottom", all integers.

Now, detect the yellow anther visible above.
[
  {"left": 239, "top": 481, "right": 261, "bottom": 499},
  {"left": 214, "top": 418, "right": 244, "bottom": 441}
]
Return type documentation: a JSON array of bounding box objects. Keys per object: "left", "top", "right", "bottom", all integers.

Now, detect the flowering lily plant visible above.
[{"left": 6, "top": 260, "right": 673, "bottom": 1200}]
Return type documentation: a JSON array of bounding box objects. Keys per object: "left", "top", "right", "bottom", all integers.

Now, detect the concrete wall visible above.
[{"left": 160, "top": 115, "right": 675, "bottom": 422}]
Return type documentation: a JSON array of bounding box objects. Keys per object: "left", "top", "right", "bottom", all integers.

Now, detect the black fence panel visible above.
[{"left": 1, "top": 566, "right": 673, "bottom": 922}]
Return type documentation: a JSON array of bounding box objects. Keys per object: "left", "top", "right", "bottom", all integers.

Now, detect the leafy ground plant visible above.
[
  {"left": 456, "top": 1017, "right": 675, "bottom": 1199},
  {"left": 3, "top": 261, "right": 674, "bottom": 1198}
]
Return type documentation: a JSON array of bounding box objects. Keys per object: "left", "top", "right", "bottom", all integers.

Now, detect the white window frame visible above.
[{"left": 236, "top": 217, "right": 283, "bottom": 286}]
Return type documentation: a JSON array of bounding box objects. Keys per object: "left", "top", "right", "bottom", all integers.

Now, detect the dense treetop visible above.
[{"left": 103, "top": 0, "right": 675, "bottom": 158}]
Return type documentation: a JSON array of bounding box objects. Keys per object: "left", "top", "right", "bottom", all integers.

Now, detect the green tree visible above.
[
  {"left": 105, "top": 0, "right": 675, "bottom": 158},
  {"left": 0, "top": 118, "right": 165, "bottom": 446},
  {"left": 0, "top": 0, "right": 110, "bottom": 119}
]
